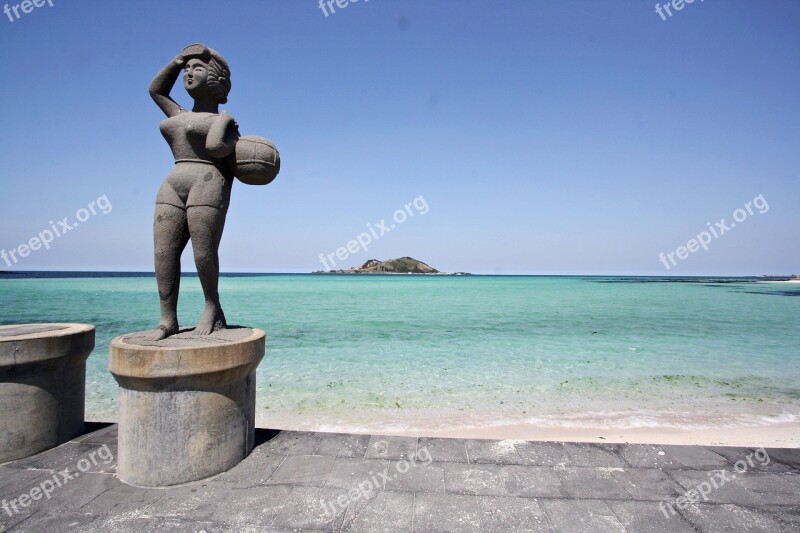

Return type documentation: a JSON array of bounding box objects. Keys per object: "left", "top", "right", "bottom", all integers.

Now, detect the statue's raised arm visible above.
[{"left": 149, "top": 54, "right": 186, "bottom": 118}]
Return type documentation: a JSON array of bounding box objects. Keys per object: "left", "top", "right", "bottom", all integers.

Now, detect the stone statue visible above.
[{"left": 146, "top": 44, "right": 279, "bottom": 340}]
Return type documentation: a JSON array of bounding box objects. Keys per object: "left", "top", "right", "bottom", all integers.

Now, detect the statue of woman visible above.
[{"left": 146, "top": 44, "right": 239, "bottom": 340}]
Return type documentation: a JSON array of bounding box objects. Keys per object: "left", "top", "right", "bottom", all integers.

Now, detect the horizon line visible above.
[{"left": 1, "top": 270, "right": 797, "bottom": 279}]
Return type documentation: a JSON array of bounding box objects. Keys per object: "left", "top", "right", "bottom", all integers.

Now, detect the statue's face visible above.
[{"left": 183, "top": 59, "right": 210, "bottom": 96}]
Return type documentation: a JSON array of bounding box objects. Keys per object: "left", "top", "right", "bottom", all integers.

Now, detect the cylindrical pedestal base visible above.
[
  {"left": 0, "top": 323, "right": 95, "bottom": 463},
  {"left": 109, "top": 327, "right": 265, "bottom": 487}
]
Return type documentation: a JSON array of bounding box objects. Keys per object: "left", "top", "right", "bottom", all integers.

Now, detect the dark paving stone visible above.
[
  {"left": 87, "top": 515, "right": 223, "bottom": 532},
  {"left": 0, "top": 501, "right": 36, "bottom": 532},
  {"left": 606, "top": 500, "right": 696, "bottom": 533},
  {"left": 709, "top": 446, "right": 795, "bottom": 473},
  {"left": 760, "top": 504, "right": 800, "bottom": 532},
  {"left": 417, "top": 437, "right": 469, "bottom": 463},
  {"left": 79, "top": 475, "right": 163, "bottom": 515},
  {"left": 784, "top": 474, "right": 800, "bottom": 491},
  {"left": 315, "top": 433, "right": 369, "bottom": 459},
  {"left": 611, "top": 468, "right": 685, "bottom": 501},
  {"left": 70, "top": 424, "right": 118, "bottom": 446},
  {"left": 465, "top": 439, "right": 524, "bottom": 465},
  {"left": 443, "top": 463, "right": 566, "bottom": 498},
  {"left": 476, "top": 496, "right": 554, "bottom": 532},
  {"left": 213, "top": 451, "right": 286, "bottom": 486},
  {"left": 444, "top": 463, "right": 509, "bottom": 497},
  {"left": 6, "top": 511, "right": 99, "bottom": 532},
  {"left": 668, "top": 468, "right": 761, "bottom": 505},
  {"left": 2, "top": 429, "right": 798, "bottom": 532},
  {"left": 764, "top": 448, "right": 800, "bottom": 471},
  {"left": 140, "top": 480, "right": 237, "bottom": 521},
  {"left": 8, "top": 442, "right": 116, "bottom": 475},
  {"left": 86, "top": 516, "right": 168, "bottom": 532},
  {"left": 679, "top": 502, "right": 788, "bottom": 532},
  {"left": 364, "top": 436, "right": 417, "bottom": 461},
  {"left": 618, "top": 444, "right": 683, "bottom": 469},
  {"left": 209, "top": 485, "right": 293, "bottom": 527},
  {"left": 515, "top": 441, "right": 572, "bottom": 467},
  {"left": 26, "top": 471, "right": 115, "bottom": 513},
  {"left": 555, "top": 467, "right": 631, "bottom": 500},
  {"left": 271, "top": 486, "right": 348, "bottom": 530},
  {"left": 160, "top": 519, "right": 230, "bottom": 532},
  {"left": 561, "top": 443, "right": 628, "bottom": 468},
  {"left": 0, "top": 468, "right": 52, "bottom": 499},
  {"left": 502, "top": 466, "right": 567, "bottom": 499},
  {"left": 660, "top": 445, "right": 730, "bottom": 469},
  {"left": 219, "top": 527, "right": 301, "bottom": 533},
  {"left": 323, "top": 458, "right": 388, "bottom": 491},
  {"left": 383, "top": 461, "right": 445, "bottom": 493},
  {"left": 267, "top": 455, "right": 337, "bottom": 487},
  {"left": 728, "top": 472, "right": 800, "bottom": 506},
  {"left": 413, "top": 493, "right": 482, "bottom": 532},
  {"left": 341, "top": 490, "right": 413, "bottom": 532},
  {"left": 261, "top": 431, "right": 323, "bottom": 456},
  {"left": 540, "top": 499, "right": 627, "bottom": 532}
]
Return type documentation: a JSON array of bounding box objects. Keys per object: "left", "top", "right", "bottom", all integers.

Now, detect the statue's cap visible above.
[
  {"left": 181, "top": 44, "right": 230, "bottom": 73},
  {"left": 181, "top": 43, "right": 211, "bottom": 60}
]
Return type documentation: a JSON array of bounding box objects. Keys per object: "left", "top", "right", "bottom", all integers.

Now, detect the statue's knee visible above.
[
  {"left": 154, "top": 247, "right": 179, "bottom": 262},
  {"left": 192, "top": 252, "right": 217, "bottom": 271}
]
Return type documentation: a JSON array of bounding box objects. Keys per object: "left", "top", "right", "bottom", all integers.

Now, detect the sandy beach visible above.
[
  {"left": 86, "top": 415, "right": 800, "bottom": 448},
  {"left": 405, "top": 421, "right": 800, "bottom": 448},
  {"left": 256, "top": 418, "right": 800, "bottom": 448}
]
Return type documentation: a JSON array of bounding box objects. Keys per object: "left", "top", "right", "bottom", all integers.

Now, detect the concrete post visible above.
[
  {"left": 0, "top": 323, "right": 95, "bottom": 463},
  {"left": 109, "top": 327, "right": 265, "bottom": 487}
]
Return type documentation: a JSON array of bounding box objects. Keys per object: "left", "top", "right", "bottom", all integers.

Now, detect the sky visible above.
[{"left": 0, "top": 0, "right": 798, "bottom": 275}]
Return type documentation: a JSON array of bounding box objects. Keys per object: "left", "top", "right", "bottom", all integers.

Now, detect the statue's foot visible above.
[
  {"left": 143, "top": 323, "right": 179, "bottom": 341},
  {"left": 194, "top": 304, "right": 226, "bottom": 336}
]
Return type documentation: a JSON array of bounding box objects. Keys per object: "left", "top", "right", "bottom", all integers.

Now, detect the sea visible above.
[{"left": 1, "top": 273, "right": 798, "bottom": 435}]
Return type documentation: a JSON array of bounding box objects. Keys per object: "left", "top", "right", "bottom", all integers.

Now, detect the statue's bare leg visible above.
[
  {"left": 145, "top": 203, "right": 189, "bottom": 341},
  {"left": 188, "top": 205, "right": 227, "bottom": 335}
]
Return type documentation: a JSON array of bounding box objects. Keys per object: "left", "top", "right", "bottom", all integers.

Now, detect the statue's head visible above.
[{"left": 182, "top": 46, "right": 231, "bottom": 105}]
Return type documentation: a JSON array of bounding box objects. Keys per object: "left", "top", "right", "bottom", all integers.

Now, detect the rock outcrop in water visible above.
[{"left": 315, "top": 257, "right": 444, "bottom": 274}]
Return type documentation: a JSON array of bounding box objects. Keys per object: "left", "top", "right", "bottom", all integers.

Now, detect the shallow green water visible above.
[{"left": 1, "top": 275, "right": 798, "bottom": 433}]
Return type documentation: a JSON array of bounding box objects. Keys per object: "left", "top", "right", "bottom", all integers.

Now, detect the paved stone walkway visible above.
[{"left": 1, "top": 424, "right": 798, "bottom": 532}]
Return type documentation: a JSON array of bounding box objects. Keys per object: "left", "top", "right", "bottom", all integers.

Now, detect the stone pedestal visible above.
[
  {"left": 109, "top": 327, "right": 265, "bottom": 487},
  {"left": 0, "top": 323, "right": 95, "bottom": 463}
]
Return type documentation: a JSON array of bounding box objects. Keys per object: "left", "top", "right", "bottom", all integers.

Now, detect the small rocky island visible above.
[{"left": 313, "top": 257, "right": 470, "bottom": 275}]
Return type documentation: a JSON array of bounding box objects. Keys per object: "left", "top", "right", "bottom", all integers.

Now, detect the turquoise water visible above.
[{"left": 1, "top": 275, "right": 799, "bottom": 433}]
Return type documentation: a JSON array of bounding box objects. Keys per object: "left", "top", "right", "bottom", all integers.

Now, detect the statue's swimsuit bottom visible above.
[{"left": 156, "top": 160, "right": 232, "bottom": 212}]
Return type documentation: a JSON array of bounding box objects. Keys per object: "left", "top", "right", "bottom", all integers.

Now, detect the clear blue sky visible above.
[{"left": 1, "top": 0, "right": 798, "bottom": 275}]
